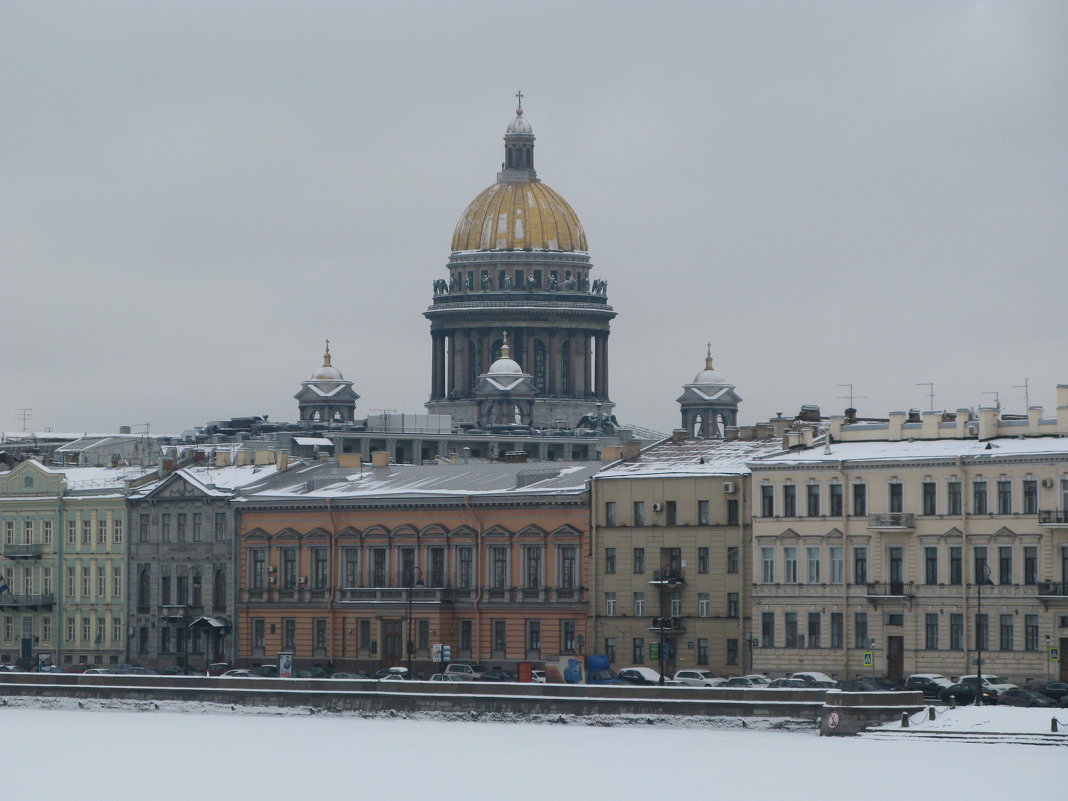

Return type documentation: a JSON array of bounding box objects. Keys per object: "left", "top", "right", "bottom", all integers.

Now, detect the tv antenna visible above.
[
  {"left": 14, "top": 408, "right": 32, "bottom": 432},
  {"left": 916, "top": 383, "right": 934, "bottom": 411},
  {"left": 982, "top": 391, "right": 1000, "bottom": 409},
  {"left": 1012, "top": 379, "right": 1030, "bottom": 410},
  {"left": 835, "top": 384, "right": 867, "bottom": 409}
]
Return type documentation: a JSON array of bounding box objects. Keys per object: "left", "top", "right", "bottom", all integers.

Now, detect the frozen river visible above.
[{"left": 3, "top": 700, "right": 1061, "bottom": 800}]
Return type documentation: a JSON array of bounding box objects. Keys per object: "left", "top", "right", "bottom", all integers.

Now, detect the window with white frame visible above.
[
  {"left": 761, "top": 547, "right": 775, "bottom": 583},
  {"left": 633, "top": 592, "right": 645, "bottom": 617},
  {"left": 783, "top": 547, "right": 798, "bottom": 583},
  {"left": 698, "top": 593, "right": 710, "bottom": 617},
  {"left": 605, "top": 592, "right": 616, "bottom": 616},
  {"left": 806, "top": 547, "right": 820, "bottom": 583}
]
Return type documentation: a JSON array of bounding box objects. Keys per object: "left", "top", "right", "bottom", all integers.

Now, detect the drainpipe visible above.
[
  {"left": 588, "top": 476, "right": 598, "bottom": 661},
  {"left": 326, "top": 497, "right": 339, "bottom": 668},
  {"left": 464, "top": 495, "right": 484, "bottom": 662},
  {"left": 958, "top": 456, "right": 970, "bottom": 676},
  {"left": 738, "top": 477, "right": 747, "bottom": 675},
  {"left": 837, "top": 460, "right": 848, "bottom": 679}
]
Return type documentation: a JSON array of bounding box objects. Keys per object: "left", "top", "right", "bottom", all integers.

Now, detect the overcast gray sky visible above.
[{"left": 3, "top": 1, "right": 1066, "bottom": 437}]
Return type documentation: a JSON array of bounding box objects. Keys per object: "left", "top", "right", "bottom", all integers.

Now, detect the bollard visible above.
[
  {"left": 1053, "top": 718, "right": 1059, "bottom": 733},
  {"left": 928, "top": 706, "right": 936, "bottom": 721},
  {"left": 948, "top": 695, "right": 956, "bottom": 710},
  {"left": 901, "top": 711, "right": 909, "bottom": 728}
]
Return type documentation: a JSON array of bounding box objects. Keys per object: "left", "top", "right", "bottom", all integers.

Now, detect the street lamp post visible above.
[
  {"left": 406, "top": 566, "right": 424, "bottom": 676},
  {"left": 975, "top": 562, "right": 991, "bottom": 705}
]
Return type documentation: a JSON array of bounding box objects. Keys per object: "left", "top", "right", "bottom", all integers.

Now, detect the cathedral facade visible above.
[{"left": 425, "top": 99, "right": 616, "bottom": 429}]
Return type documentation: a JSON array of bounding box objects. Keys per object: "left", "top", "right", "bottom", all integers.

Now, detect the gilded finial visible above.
[
  {"left": 705, "top": 342, "right": 714, "bottom": 370},
  {"left": 515, "top": 90, "right": 524, "bottom": 116},
  {"left": 323, "top": 338, "right": 332, "bottom": 367},
  {"left": 501, "top": 330, "right": 511, "bottom": 358}
]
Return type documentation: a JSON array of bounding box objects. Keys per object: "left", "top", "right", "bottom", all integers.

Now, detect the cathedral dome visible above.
[
  {"left": 692, "top": 351, "right": 727, "bottom": 385},
  {"left": 451, "top": 181, "right": 587, "bottom": 252},
  {"left": 310, "top": 342, "right": 343, "bottom": 381},
  {"left": 486, "top": 334, "right": 524, "bottom": 375}
]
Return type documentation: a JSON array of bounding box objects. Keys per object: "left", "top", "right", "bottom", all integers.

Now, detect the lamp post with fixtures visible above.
[
  {"left": 975, "top": 561, "right": 991, "bottom": 705},
  {"left": 406, "top": 566, "right": 424, "bottom": 677}
]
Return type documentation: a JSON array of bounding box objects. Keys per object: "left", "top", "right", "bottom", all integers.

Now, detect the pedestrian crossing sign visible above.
[
  {"left": 862, "top": 652, "right": 873, "bottom": 667},
  {"left": 1051, "top": 646, "right": 1061, "bottom": 663}
]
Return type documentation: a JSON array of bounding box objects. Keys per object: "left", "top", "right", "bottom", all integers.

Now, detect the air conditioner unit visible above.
[
  {"left": 266, "top": 566, "right": 277, "bottom": 573},
  {"left": 723, "top": 481, "right": 737, "bottom": 494},
  {"left": 266, "top": 576, "right": 277, "bottom": 584},
  {"left": 652, "top": 502, "right": 663, "bottom": 512},
  {"left": 1042, "top": 478, "right": 1054, "bottom": 488},
  {"left": 297, "top": 576, "right": 307, "bottom": 585}
]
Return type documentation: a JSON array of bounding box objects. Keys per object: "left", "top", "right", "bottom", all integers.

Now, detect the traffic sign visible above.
[
  {"left": 1050, "top": 646, "right": 1060, "bottom": 663},
  {"left": 862, "top": 652, "right": 873, "bottom": 667}
]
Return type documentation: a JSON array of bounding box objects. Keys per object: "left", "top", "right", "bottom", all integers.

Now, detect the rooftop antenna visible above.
[
  {"left": 1012, "top": 379, "right": 1030, "bottom": 410},
  {"left": 835, "top": 384, "right": 867, "bottom": 409},
  {"left": 916, "top": 382, "right": 934, "bottom": 411},
  {"left": 14, "top": 408, "right": 32, "bottom": 432},
  {"left": 982, "top": 391, "right": 1000, "bottom": 410}
]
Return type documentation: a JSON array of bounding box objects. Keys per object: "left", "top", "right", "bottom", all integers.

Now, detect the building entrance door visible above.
[
  {"left": 383, "top": 620, "right": 402, "bottom": 665},
  {"left": 886, "top": 636, "right": 904, "bottom": 680},
  {"left": 1061, "top": 637, "right": 1067, "bottom": 681}
]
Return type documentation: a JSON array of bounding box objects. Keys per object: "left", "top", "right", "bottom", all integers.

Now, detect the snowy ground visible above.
[{"left": 1, "top": 698, "right": 1062, "bottom": 799}]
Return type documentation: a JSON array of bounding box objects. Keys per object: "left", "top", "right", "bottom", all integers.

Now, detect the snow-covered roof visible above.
[
  {"left": 597, "top": 438, "right": 785, "bottom": 479},
  {"left": 293, "top": 437, "right": 334, "bottom": 447},
  {"left": 28, "top": 462, "right": 157, "bottom": 489},
  {"left": 752, "top": 436, "right": 1068, "bottom": 468},
  {"left": 132, "top": 464, "right": 288, "bottom": 499}
]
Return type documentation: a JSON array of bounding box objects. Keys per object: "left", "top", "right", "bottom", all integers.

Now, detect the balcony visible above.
[
  {"left": 0, "top": 593, "right": 54, "bottom": 609},
  {"left": 649, "top": 616, "right": 686, "bottom": 632},
  {"left": 648, "top": 567, "right": 686, "bottom": 586},
  {"left": 1038, "top": 581, "right": 1068, "bottom": 597},
  {"left": 864, "top": 582, "right": 913, "bottom": 598},
  {"left": 337, "top": 587, "right": 472, "bottom": 604},
  {"left": 159, "top": 604, "right": 202, "bottom": 622},
  {"left": 480, "top": 587, "right": 587, "bottom": 604},
  {"left": 2, "top": 544, "right": 43, "bottom": 559},
  {"left": 866, "top": 513, "right": 915, "bottom": 531},
  {"left": 1038, "top": 511, "right": 1068, "bottom": 527}
]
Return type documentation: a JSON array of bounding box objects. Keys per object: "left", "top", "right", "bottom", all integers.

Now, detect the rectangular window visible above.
[
  {"left": 665, "top": 500, "right": 677, "bottom": 526},
  {"left": 830, "top": 612, "right": 843, "bottom": 649},
  {"left": 925, "top": 613, "right": 939, "bottom": 649},
  {"left": 604, "top": 501, "right": 616, "bottom": 526},
  {"left": 784, "top": 612, "right": 798, "bottom": 647},
  {"left": 282, "top": 548, "right": 298, "bottom": 589},
  {"left": 97, "top": 568, "right": 106, "bottom": 598},
  {"left": 632, "top": 638, "right": 644, "bottom": 664},
  {"left": 999, "top": 614, "right": 1014, "bottom": 651},
  {"left": 633, "top": 501, "right": 646, "bottom": 526},
  {"left": 81, "top": 566, "right": 90, "bottom": 597},
  {"left": 922, "top": 482, "right": 937, "bottom": 516},
  {"left": 427, "top": 547, "right": 445, "bottom": 588},
  {"left": 726, "top": 638, "right": 738, "bottom": 665},
  {"left": 161, "top": 575, "right": 171, "bottom": 605},
  {"left": 4, "top": 521, "right": 13, "bottom": 546},
  {"left": 492, "top": 620, "right": 506, "bottom": 653},
  {"left": 417, "top": 619, "right": 429, "bottom": 651},
  {"left": 313, "top": 549, "right": 329, "bottom": 590},
  {"left": 97, "top": 519, "right": 107, "bottom": 544},
  {"left": 605, "top": 548, "right": 616, "bottom": 574},
  {"left": 214, "top": 512, "right": 227, "bottom": 541},
  {"left": 727, "top": 592, "right": 739, "bottom": 618},
  {"left": 82, "top": 520, "right": 92, "bottom": 545},
  {"left": 761, "top": 612, "right": 774, "bottom": 648},
  {"left": 1024, "top": 546, "right": 1038, "bottom": 585},
  {"left": 112, "top": 519, "right": 122, "bottom": 544},
  {"left": 192, "top": 513, "right": 202, "bottom": 542},
  {"left": 605, "top": 637, "right": 616, "bottom": 664},
  {"left": 807, "top": 547, "right": 821, "bottom": 583},
  {"left": 949, "top": 546, "right": 963, "bottom": 585},
  {"left": 922, "top": 546, "right": 938, "bottom": 585},
  {"left": 761, "top": 547, "right": 774, "bottom": 583},
  {"left": 852, "top": 484, "right": 867, "bottom": 517},
  {"left": 853, "top": 547, "right": 868, "bottom": 584},
  {"left": 525, "top": 546, "right": 542, "bottom": 589},
  {"left": 727, "top": 546, "right": 739, "bottom": 574},
  {"left": 139, "top": 514, "right": 150, "bottom": 543},
  {"left": 251, "top": 549, "right": 266, "bottom": 590},
  {"left": 974, "top": 546, "right": 990, "bottom": 584},
  {"left": 559, "top": 546, "right": 577, "bottom": 589},
  {"left": 490, "top": 547, "right": 508, "bottom": 589},
  {"left": 605, "top": 592, "right": 616, "bottom": 616},
  {"left": 854, "top": 612, "right": 869, "bottom": 649},
  {"left": 253, "top": 619, "right": 265, "bottom": 650},
  {"left": 43, "top": 567, "right": 52, "bottom": 595},
  {"left": 698, "top": 638, "right": 710, "bottom": 666},
  {"left": 807, "top": 612, "right": 821, "bottom": 648},
  {"left": 459, "top": 620, "right": 472, "bottom": 653},
  {"left": 112, "top": 565, "right": 121, "bottom": 598},
  {"left": 67, "top": 520, "right": 77, "bottom": 544},
  {"left": 457, "top": 547, "right": 473, "bottom": 588},
  {"left": 697, "top": 547, "right": 709, "bottom": 573},
  {"left": 761, "top": 485, "right": 774, "bottom": 517},
  {"left": 783, "top": 547, "right": 797, "bottom": 583},
  {"left": 997, "top": 480, "right": 1012, "bottom": 515},
  {"left": 283, "top": 619, "right": 296, "bottom": 651},
  {"left": 1023, "top": 480, "right": 1038, "bottom": 515},
  {"left": 889, "top": 482, "right": 903, "bottom": 514},
  {"left": 527, "top": 619, "right": 541, "bottom": 651},
  {"left": 829, "top": 483, "right": 843, "bottom": 517},
  {"left": 633, "top": 592, "right": 645, "bottom": 617},
  {"left": 342, "top": 549, "right": 358, "bottom": 587},
  {"left": 1025, "top": 614, "right": 1039, "bottom": 650},
  {"left": 176, "top": 513, "right": 187, "bottom": 542},
  {"left": 830, "top": 547, "right": 843, "bottom": 584},
  {"left": 633, "top": 547, "right": 645, "bottom": 574},
  {"left": 975, "top": 613, "right": 988, "bottom": 651},
  {"left": 561, "top": 620, "right": 576, "bottom": 653},
  {"left": 806, "top": 484, "right": 820, "bottom": 517},
  {"left": 783, "top": 485, "right": 797, "bottom": 517},
  {"left": 698, "top": 500, "right": 710, "bottom": 525},
  {"left": 950, "top": 613, "right": 963, "bottom": 650},
  {"left": 82, "top": 617, "right": 91, "bottom": 642},
  {"left": 973, "top": 481, "right": 988, "bottom": 514},
  {"left": 42, "top": 617, "right": 51, "bottom": 643},
  {"left": 727, "top": 499, "right": 739, "bottom": 526},
  {"left": 371, "top": 549, "right": 387, "bottom": 586},
  {"left": 160, "top": 514, "right": 171, "bottom": 542},
  {"left": 947, "top": 480, "right": 962, "bottom": 515},
  {"left": 698, "top": 593, "right": 710, "bottom": 617},
  {"left": 23, "top": 520, "right": 33, "bottom": 545},
  {"left": 998, "top": 546, "right": 1012, "bottom": 585}
]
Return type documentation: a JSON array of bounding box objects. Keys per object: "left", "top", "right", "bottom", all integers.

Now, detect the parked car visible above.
[
  {"left": 836, "top": 679, "right": 880, "bottom": 691},
  {"left": 428, "top": 673, "right": 466, "bottom": 681},
  {"left": 767, "top": 678, "right": 809, "bottom": 688},
  {"left": 251, "top": 664, "right": 279, "bottom": 678},
  {"left": 161, "top": 664, "right": 201, "bottom": 676},
  {"left": 1037, "top": 681, "right": 1068, "bottom": 702},
  {"left": 530, "top": 670, "right": 546, "bottom": 684},
  {"left": 791, "top": 672, "right": 835, "bottom": 685},
  {"left": 65, "top": 663, "right": 93, "bottom": 674},
  {"left": 219, "top": 669, "right": 258, "bottom": 678},
  {"left": 905, "top": 674, "right": 953, "bottom": 699},
  {"left": 997, "top": 688, "right": 1055, "bottom": 707},
  {"left": 742, "top": 674, "right": 772, "bottom": 686},
  {"left": 673, "top": 669, "right": 723, "bottom": 687},
  {"left": 959, "top": 674, "right": 1017, "bottom": 693},
  {"left": 205, "top": 662, "right": 234, "bottom": 676},
  {"left": 617, "top": 667, "right": 662, "bottom": 685},
  {"left": 330, "top": 671, "right": 370, "bottom": 680},
  {"left": 938, "top": 682, "right": 999, "bottom": 705},
  {"left": 722, "top": 676, "right": 762, "bottom": 688},
  {"left": 443, "top": 663, "right": 485, "bottom": 680},
  {"left": 83, "top": 668, "right": 119, "bottom": 675},
  {"left": 478, "top": 668, "right": 517, "bottom": 682}
]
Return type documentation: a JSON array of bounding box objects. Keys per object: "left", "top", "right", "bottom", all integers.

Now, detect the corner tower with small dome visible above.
[
  {"left": 425, "top": 96, "right": 616, "bottom": 429},
  {"left": 677, "top": 347, "right": 742, "bottom": 438},
  {"left": 295, "top": 341, "right": 360, "bottom": 424}
]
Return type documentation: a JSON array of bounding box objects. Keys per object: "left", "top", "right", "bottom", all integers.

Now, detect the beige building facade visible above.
[
  {"left": 748, "top": 387, "right": 1068, "bottom": 685},
  {"left": 589, "top": 436, "right": 782, "bottom": 677}
]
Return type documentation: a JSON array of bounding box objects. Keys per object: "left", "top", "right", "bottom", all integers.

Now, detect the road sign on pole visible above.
[
  {"left": 1050, "top": 646, "right": 1061, "bottom": 663},
  {"left": 862, "top": 652, "right": 874, "bottom": 667}
]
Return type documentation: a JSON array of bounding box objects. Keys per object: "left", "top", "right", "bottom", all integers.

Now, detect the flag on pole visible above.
[{"left": 0, "top": 574, "right": 8, "bottom": 594}]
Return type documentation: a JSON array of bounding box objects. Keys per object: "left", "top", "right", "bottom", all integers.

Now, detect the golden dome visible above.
[{"left": 451, "top": 181, "right": 588, "bottom": 253}]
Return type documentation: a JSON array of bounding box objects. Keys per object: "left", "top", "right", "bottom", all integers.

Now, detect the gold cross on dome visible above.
[{"left": 516, "top": 90, "right": 524, "bottom": 112}]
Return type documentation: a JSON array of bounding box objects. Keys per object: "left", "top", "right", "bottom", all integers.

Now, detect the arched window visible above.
[
  {"left": 533, "top": 341, "right": 547, "bottom": 394},
  {"left": 213, "top": 569, "right": 226, "bottom": 611},
  {"left": 137, "top": 569, "right": 150, "bottom": 610}
]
